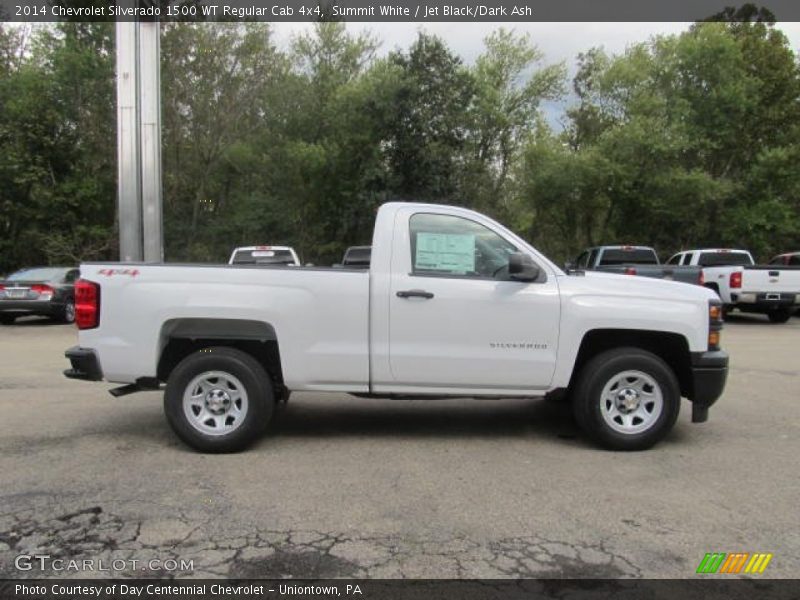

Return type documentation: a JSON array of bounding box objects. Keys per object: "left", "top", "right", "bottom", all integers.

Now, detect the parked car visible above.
[
  {"left": 228, "top": 246, "right": 300, "bottom": 267},
  {"left": 0, "top": 266, "right": 80, "bottom": 325},
  {"left": 64, "top": 203, "right": 727, "bottom": 453},
  {"left": 570, "top": 246, "right": 704, "bottom": 285},
  {"left": 341, "top": 246, "right": 371, "bottom": 268},
  {"left": 668, "top": 249, "right": 800, "bottom": 323},
  {"left": 769, "top": 252, "right": 800, "bottom": 266}
]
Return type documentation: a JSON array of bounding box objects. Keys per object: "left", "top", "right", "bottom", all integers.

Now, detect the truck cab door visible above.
[{"left": 378, "top": 208, "right": 560, "bottom": 393}]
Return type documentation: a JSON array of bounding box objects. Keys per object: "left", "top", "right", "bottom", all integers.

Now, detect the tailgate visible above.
[{"left": 742, "top": 267, "right": 800, "bottom": 294}]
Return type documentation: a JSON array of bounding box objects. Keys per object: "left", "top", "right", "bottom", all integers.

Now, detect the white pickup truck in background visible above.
[
  {"left": 228, "top": 245, "right": 301, "bottom": 267},
  {"left": 65, "top": 203, "right": 728, "bottom": 452},
  {"left": 668, "top": 249, "right": 800, "bottom": 323}
]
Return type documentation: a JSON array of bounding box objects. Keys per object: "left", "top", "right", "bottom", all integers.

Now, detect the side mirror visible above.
[
  {"left": 564, "top": 261, "right": 576, "bottom": 272},
  {"left": 509, "top": 252, "right": 541, "bottom": 282}
]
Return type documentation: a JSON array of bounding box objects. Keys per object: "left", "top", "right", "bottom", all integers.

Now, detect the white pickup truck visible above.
[
  {"left": 64, "top": 203, "right": 728, "bottom": 452},
  {"left": 667, "top": 249, "right": 800, "bottom": 323},
  {"left": 228, "top": 245, "right": 301, "bottom": 267}
]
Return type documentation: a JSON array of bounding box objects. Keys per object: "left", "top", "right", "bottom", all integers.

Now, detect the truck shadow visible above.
[
  {"left": 270, "top": 397, "right": 581, "bottom": 443},
  {"left": 724, "top": 313, "right": 778, "bottom": 325},
  {"left": 2, "top": 316, "right": 72, "bottom": 327}
]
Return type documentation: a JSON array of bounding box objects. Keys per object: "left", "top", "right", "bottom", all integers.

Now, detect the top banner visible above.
[{"left": 3, "top": 0, "right": 800, "bottom": 22}]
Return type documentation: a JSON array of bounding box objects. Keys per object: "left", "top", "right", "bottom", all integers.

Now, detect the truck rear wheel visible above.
[
  {"left": 164, "top": 346, "right": 274, "bottom": 452},
  {"left": 767, "top": 309, "right": 791, "bottom": 324},
  {"left": 572, "top": 348, "right": 680, "bottom": 451}
]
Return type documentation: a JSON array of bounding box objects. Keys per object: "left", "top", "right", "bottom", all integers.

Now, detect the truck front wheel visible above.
[
  {"left": 164, "top": 346, "right": 274, "bottom": 452},
  {"left": 572, "top": 348, "right": 680, "bottom": 451}
]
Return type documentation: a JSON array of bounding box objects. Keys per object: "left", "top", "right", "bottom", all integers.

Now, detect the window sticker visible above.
[{"left": 415, "top": 233, "right": 476, "bottom": 273}]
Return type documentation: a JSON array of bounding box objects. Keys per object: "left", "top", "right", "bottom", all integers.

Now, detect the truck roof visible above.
[
  {"left": 233, "top": 245, "right": 295, "bottom": 252},
  {"left": 679, "top": 248, "right": 752, "bottom": 254},
  {"left": 591, "top": 245, "right": 655, "bottom": 251}
]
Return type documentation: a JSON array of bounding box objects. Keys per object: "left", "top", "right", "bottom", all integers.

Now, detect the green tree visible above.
[
  {"left": 465, "top": 29, "right": 565, "bottom": 217},
  {"left": 521, "top": 18, "right": 800, "bottom": 263},
  {"left": 385, "top": 32, "right": 475, "bottom": 202},
  {"left": 160, "top": 22, "right": 283, "bottom": 261},
  {"left": 0, "top": 22, "right": 116, "bottom": 274}
]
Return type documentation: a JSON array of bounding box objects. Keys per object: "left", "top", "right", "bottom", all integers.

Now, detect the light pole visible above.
[{"left": 116, "top": 14, "right": 163, "bottom": 263}]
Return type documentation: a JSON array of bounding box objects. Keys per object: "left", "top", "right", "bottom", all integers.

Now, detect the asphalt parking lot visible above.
[{"left": 0, "top": 315, "right": 798, "bottom": 579}]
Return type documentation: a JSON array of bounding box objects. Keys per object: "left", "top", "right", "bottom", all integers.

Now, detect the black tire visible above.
[
  {"left": 767, "top": 309, "right": 791, "bottom": 324},
  {"left": 572, "top": 347, "right": 681, "bottom": 451},
  {"left": 164, "top": 346, "right": 274, "bottom": 453},
  {"left": 0, "top": 315, "right": 15, "bottom": 325},
  {"left": 59, "top": 300, "right": 76, "bottom": 324}
]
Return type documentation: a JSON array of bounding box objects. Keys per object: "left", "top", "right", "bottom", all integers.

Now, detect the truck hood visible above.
[{"left": 558, "top": 270, "right": 718, "bottom": 303}]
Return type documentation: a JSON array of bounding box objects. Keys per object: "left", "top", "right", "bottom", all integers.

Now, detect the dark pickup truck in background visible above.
[
  {"left": 333, "top": 245, "right": 372, "bottom": 269},
  {"left": 569, "top": 246, "right": 704, "bottom": 286}
]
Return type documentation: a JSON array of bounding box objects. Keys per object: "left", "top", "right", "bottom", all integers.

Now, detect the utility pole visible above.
[
  {"left": 116, "top": 13, "right": 163, "bottom": 263},
  {"left": 138, "top": 21, "right": 163, "bottom": 263}
]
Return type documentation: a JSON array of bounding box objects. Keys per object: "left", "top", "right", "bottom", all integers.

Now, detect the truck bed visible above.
[{"left": 78, "top": 263, "right": 371, "bottom": 389}]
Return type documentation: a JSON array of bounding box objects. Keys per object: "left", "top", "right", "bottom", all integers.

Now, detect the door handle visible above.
[{"left": 396, "top": 289, "right": 434, "bottom": 299}]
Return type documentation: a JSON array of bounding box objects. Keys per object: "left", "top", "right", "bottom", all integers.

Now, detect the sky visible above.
[{"left": 271, "top": 22, "right": 800, "bottom": 127}]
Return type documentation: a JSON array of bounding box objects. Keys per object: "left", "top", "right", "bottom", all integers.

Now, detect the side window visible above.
[
  {"left": 791, "top": 256, "right": 800, "bottom": 266},
  {"left": 575, "top": 251, "right": 589, "bottom": 269},
  {"left": 666, "top": 254, "right": 680, "bottom": 265},
  {"left": 681, "top": 253, "right": 693, "bottom": 265},
  {"left": 64, "top": 269, "right": 80, "bottom": 283},
  {"left": 409, "top": 213, "right": 518, "bottom": 279}
]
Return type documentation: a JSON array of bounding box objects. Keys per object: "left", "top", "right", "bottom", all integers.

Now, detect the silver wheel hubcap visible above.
[
  {"left": 183, "top": 371, "right": 248, "bottom": 436},
  {"left": 65, "top": 302, "right": 75, "bottom": 322},
  {"left": 600, "top": 370, "right": 663, "bottom": 435}
]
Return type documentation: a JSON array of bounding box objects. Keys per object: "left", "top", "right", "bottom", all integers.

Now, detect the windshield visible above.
[
  {"left": 232, "top": 249, "right": 296, "bottom": 265},
  {"left": 598, "top": 249, "right": 658, "bottom": 265},
  {"left": 6, "top": 267, "right": 66, "bottom": 281},
  {"left": 698, "top": 252, "right": 753, "bottom": 267}
]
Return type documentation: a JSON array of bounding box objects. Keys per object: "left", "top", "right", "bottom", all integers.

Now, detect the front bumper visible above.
[
  {"left": 689, "top": 350, "right": 729, "bottom": 423},
  {"left": 64, "top": 346, "right": 103, "bottom": 381}
]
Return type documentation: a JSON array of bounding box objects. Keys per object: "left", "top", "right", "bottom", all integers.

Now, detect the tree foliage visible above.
[
  {"left": 520, "top": 18, "right": 800, "bottom": 261},
  {"left": 0, "top": 18, "right": 798, "bottom": 275}
]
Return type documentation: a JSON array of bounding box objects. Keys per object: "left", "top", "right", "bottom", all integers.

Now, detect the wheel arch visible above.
[
  {"left": 157, "top": 318, "right": 285, "bottom": 395},
  {"left": 569, "top": 329, "right": 693, "bottom": 398}
]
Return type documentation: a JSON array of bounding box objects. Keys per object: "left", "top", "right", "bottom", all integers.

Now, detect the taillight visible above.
[
  {"left": 75, "top": 279, "right": 100, "bottom": 329},
  {"left": 698, "top": 271, "right": 705, "bottom": 286},
  {"left": 624, "top": 267, "right": 637, "bottom": 275},
  {"left": 729, "top": 271, "right": 742, "bottom": 289},
  {"left": 31, "top": 284, "right": 54, "bottom": 299}
]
